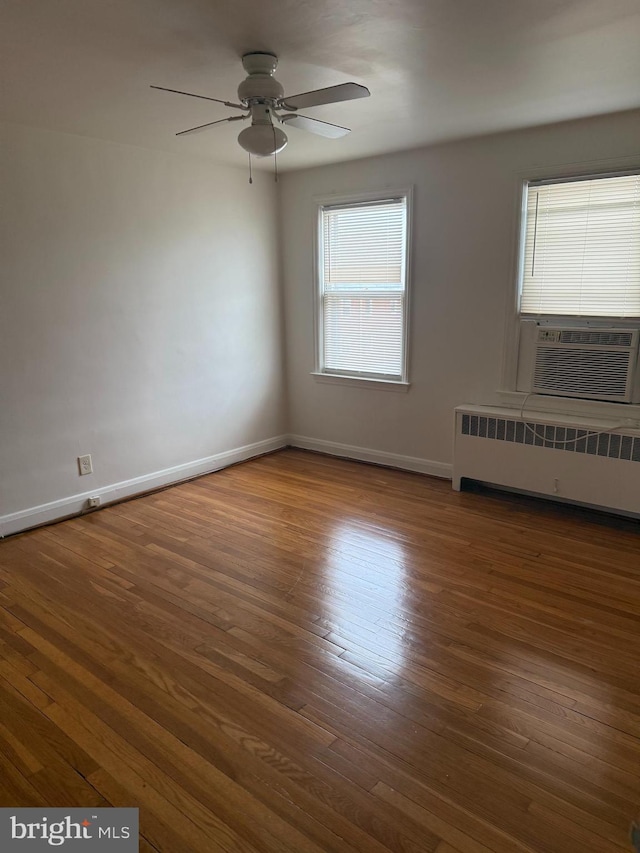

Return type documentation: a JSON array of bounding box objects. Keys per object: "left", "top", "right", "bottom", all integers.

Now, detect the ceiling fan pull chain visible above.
[
  {"left": 271, "top": 120, "right": 279, "bottom": 183},
  {"left": 248, "top": 152, "right": 253, "bottom": 184}
]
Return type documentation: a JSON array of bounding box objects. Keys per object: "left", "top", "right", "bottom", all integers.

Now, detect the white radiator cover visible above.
[{"left": 453, "top": 405, "right": 640, "bottom": 517}]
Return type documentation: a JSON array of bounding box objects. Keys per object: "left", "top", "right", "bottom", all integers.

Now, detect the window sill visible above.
[
  {"left": 520, "top": 315, "right": 640, "bottom": 326},
  {"left": 311, "top": 372, "right": 410, "bottom": 392}
]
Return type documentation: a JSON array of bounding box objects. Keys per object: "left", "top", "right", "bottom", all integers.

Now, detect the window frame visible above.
[
  {"left": 312, "top": 187, "right": 413, "bottom": 389},
  {"left": 516, "top": 168, "right": 640, "bottom": 322},
  {"left": 499, "top": 159, "right": 640, "bottom": 414}
]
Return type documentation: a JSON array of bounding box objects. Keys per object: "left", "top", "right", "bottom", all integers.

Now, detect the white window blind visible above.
[
  {"left": 320, "top": 197, "right": 408, "bottom": 379},
  {"left": 520, "top": 172, "right": 640, "bottom": 317}
]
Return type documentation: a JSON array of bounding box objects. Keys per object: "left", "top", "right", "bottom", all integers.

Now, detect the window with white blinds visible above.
[
  {"left": 318, "top": 195, "right": 409, "bottom": 380},
  {"left": 519, "top": 172, "right": 640, "bottom": 317}
]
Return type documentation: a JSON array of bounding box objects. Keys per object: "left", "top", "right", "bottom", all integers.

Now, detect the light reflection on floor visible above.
[{"left": 324, "top": 520, "right": 411, "bottom": 671}]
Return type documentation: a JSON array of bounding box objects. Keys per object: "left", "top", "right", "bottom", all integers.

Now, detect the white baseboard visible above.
[
  {"left": 287, "top": 434, "right": 452, "bottom": 479},
  {"left": 0, "top": 435, "right": 287, "bottom": 538}
]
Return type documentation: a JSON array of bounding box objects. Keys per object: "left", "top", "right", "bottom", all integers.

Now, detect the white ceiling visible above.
[{"left": 1, "top": 0, "right": 639, "bottom": 172}]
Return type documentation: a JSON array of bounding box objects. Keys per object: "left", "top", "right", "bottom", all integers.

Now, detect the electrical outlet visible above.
[
  {"left": 87, "top": 496, "right": 101, "bottom": 508},
  {"left": 78, "top": 454, "right": 93, "bottom": 475}
]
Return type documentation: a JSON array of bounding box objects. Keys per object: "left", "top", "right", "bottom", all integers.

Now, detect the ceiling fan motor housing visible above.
[{"left": 238, "top": 52, "right": 284, "bottom": 103}]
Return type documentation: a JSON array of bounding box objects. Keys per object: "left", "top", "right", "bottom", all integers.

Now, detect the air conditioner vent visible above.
[
  {"left": 530, "top": 326, "right": 639, "bottom": 402},
  {"left": 534, "top": 349, "right": 631, "bottom": 398},
  {"left": 558, "top": 330, "right": 634, "bottom": 347}
]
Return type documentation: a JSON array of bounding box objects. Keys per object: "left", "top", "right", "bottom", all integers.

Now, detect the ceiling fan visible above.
[{"left": 151, "top": 52, "right": 370, "bottom": 158}]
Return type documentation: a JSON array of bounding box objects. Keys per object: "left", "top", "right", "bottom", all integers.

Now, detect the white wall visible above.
[
  {"left": 2, "top": 110, "right": 639, "bottom": 532},
  {"left": 279, "top": 109, "right": 640, "bottom": 471},
  {"left": 0, "top": 122, "right": 285, "bottom": 526}
]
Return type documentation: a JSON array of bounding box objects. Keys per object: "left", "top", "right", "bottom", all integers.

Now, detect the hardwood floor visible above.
[{"left": 0, "top": 448, "right": 639, "bottom": 852}]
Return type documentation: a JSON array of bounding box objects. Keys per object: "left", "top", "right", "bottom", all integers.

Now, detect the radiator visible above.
[{"left": 453, "top": 405, "right": 640, "bottom": 517}]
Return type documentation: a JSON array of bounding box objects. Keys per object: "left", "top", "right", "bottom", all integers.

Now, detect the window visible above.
[
  {"left": 316, "top": 192, "right": 410, "bottom": 383},
  {"left": 519, "top": 172, "right": 640, "bottom": 318}
]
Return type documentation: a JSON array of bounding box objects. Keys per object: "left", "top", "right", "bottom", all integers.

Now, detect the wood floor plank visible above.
[{"left": 0, "top": 448, "right": 639, "bottom": 851}]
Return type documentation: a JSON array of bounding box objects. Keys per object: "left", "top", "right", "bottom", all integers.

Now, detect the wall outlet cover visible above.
[{"left": 78, "top": 454, "right": 93, "bottom": 475}]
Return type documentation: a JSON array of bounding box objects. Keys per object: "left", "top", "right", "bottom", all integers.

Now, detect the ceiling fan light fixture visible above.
[{"left": 237, "top": 124, "right": 288, "bottom": 157}]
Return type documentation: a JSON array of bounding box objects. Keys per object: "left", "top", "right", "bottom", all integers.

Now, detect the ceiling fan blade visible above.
[
  {"left": 280, "top": 82, "right": 370, "bottom": 111},
  {"left": 176, "top": 114, "right": 247, "bottom": 136},
  {"left": 151, "top": 85, "right": 245, "bottom": 111},
  {"left": 280, "top": 114, "right": 350, "bottom": 138}
]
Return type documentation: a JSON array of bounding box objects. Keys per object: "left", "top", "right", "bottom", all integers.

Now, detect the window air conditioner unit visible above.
[{"left": 529, "top": 326, "right": 640, "bottom": 403}]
